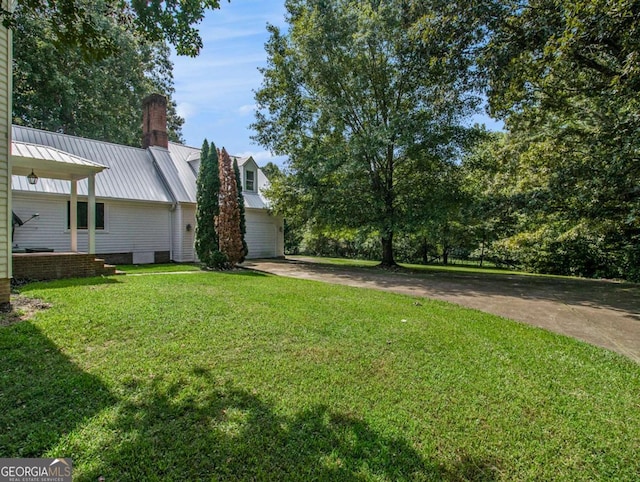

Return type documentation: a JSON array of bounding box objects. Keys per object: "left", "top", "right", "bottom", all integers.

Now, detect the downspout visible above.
[{"left": 168, "top": 202, "right": 176, "bottom": 261}]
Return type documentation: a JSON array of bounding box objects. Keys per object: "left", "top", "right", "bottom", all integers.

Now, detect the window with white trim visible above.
[
  {"left": 67, "top": 201, "right": 105, "bottom": 230},
  {"left": 245, "top": 170, "right": 256, "bottom": 191}
]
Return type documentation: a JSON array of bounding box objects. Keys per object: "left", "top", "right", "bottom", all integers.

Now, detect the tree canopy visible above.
[
  {"left": 2, "top": 0, "right": 227, "bottom": 57},
  {"left": 233, "top": 158, "right": 249, "bottom": 263},
  {"left": 13, "top": 1, "right": 184, "bottom": 146},
  {"left": 473, "top": 0, "right": 640, "bottom": 279},
  {"left": 253, "top": 0, "right": 482, "bottom": 266},
  {"left": 216, "top": 147, "right": 245, "bottom": 266},
  {"left": 9, "top": 0, "right": 230, "bottom": 146},
  {"left": 255, "top": 0, "right": 639, "bottom": 280}
]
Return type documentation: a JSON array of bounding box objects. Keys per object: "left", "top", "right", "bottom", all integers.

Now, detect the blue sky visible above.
[
  {"left": 170, "top": 1, "right": 502, "bottom": 167},
  {"left": 171, "top": 1, "right": 287, "bottom": 165}
]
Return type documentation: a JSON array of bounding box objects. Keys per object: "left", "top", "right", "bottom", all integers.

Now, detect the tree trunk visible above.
[
  {"left": 380, "top": 232, "right": 396, "bottom": 267},
  {"left": 378, "top": 148, "right": 397, "bottom": 268},
  {"left": 421, "top": 237, "right": 429, "bottom": 265}
]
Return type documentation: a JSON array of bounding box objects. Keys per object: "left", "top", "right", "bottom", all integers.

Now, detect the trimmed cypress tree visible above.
[
  {"left": 233, "top": 158, "right": 249, "bottom": 262},
  {"left": 195, "top": 139, "right": 224, "bottom": 268},
  {"left": 216, "top": 147, "right": 244, "bottom": 266}
]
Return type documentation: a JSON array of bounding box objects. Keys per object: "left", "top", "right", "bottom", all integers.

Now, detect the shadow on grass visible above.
[
  {"left": 78, "top": 368, "right": 498, "bottom": 481},
  {"left": 0, "top": 330, "right": 498, "bottom": 480},
  {"left": 0, "top": 321, "right": 115, "bottom": 457}
]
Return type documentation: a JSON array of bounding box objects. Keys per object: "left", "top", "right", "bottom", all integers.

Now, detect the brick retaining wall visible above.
[{"left": 13, "top": 253, "right": 116, "bottom": 281}]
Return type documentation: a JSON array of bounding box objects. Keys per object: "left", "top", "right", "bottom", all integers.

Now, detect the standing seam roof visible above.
[
  {"left": 12, "top": 141, "right": 107, "bottom": 169},
  {"left": 148, "top": 147, "right": 196, "bottom": 203},
  {"left": 11, "top": 125, "right": 273, "bottom": 208},
  {"left": 12, "top": 125, "right": 172, "bottom": 202}
]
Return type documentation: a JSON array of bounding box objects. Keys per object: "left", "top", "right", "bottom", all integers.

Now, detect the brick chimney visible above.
[{"left": 142, "top": 94, "right": 168, "bottom": 149}]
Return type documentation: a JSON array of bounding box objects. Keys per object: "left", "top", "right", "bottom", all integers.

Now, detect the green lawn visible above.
[
  {"left": 115, "top": 263, "right": 202, "bottom": 274},
  {"left": 1, "top": 271, "right": 639, "bottom": 480},
  {"left": 290, "top": 255, "right": 560, "bottom": 277}
]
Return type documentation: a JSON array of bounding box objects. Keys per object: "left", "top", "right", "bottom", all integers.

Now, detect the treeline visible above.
[{"left": 282, "top": 127, "right": 640, "bottom": 281}]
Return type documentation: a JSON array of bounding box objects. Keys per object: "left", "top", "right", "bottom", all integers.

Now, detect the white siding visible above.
[
  {"left": 170, "top": 204, "right": 196, "bottom": 262},
  {"left": 0, "top": 9, "right": 11, "bottom": 281},
  {"left": 171, "top": 205, "right": 182, "bottom": 261},
  {"left": 245, "top": 209, "right": 284, "bottom": 259},
  {"left": 12, "top": 193, "right": 172, "bottom": 257},
  {"left": 181, "top": 204, "right": 196, "bottom": 262}
]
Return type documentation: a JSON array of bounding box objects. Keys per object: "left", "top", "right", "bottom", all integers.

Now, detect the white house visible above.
[
  {"left": 1, "top": 1, "right": 12, "bottom": 303},
  {"left": 10, "top": 94, "right": 284, "bottom": 264}
]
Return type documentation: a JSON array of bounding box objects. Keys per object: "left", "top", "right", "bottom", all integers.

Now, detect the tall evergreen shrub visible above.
[
  {"left": 195, "top": 139, "right": 224, "bottom": 268},
  {"left": 233, "top": 158, "right": 249, "bottom": 262}
]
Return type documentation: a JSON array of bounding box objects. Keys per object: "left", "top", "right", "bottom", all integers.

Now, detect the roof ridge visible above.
[{"left": 168, "top": 140, "right": 201, "bottom": 150}]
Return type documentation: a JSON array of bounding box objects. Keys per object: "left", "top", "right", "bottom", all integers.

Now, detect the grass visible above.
[
  {"left": 290, "top": 255, "right": 568, "bottom": 277},
  {"left": 1, "top": 271, "right": 639, "bottom": 480},
  {"left": 115, "top": 263, "right": 202, "bottom": 274}
]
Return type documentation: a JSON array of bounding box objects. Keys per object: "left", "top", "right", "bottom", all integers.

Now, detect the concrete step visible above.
[{"left": 93, "top": 260, "right": 122, "bottom": 277}]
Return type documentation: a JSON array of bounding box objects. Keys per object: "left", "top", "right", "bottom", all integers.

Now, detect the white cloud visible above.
[
  {"left": 170, "top": 2, "right": 287, "bottom": 153},
  {"left": 176, "top": 102, "right": 197, "bottom": 120},
  {"left": 238, "top": 104, "right": 256, "bottom": 115},
  {"left": 172, "top": 53, "right": 266, "bottom": 73},
  {"left": 201, "top": 26, "right": 269, "bottom": 44}
]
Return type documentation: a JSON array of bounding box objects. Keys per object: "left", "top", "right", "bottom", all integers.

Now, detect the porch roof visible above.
[{"left": 11, "top": 140, "right": 108, "bottom": 181}]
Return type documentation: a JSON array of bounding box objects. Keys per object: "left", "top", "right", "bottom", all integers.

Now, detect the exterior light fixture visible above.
[{"left": 27, "top": 169, "right": 38, "bottom": 185}]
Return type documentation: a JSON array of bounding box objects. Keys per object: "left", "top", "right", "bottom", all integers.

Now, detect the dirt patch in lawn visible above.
[
  {"left": 243, "top": 258, "right": 640, "bottom": 364},
  {"left": 0, "top": 295, "right": 52, "bottom": 326}
]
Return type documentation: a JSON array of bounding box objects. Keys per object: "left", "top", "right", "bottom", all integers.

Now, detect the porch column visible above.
[
  {"left": 70, "top": 180, "right": 78, "bottom": 252},
  {"left": 88, "top": 173, "right": 96, "bottom": 254}
]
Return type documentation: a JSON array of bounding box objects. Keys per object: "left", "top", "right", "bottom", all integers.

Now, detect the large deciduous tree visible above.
[
  {"left": 475, "top": 0, "right": 640, "bottom": 279},
  {"left": 13, "top": 1, "right": 184, "bottom": 146},
  {"left": 253, "top": 0, "right": 482, "bottom": 266},
  {"left": 2, "top": 0, "right": 226, "bottom": 57}
]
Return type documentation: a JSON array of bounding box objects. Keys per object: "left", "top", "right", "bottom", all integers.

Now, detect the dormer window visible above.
[{"left": 245, "top": 170, "right": 255, "bottom": 191}]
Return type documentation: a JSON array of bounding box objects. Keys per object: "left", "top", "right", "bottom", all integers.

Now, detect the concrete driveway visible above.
[{"left": 243, "top": 258, "right": 640, "bottom": 364}]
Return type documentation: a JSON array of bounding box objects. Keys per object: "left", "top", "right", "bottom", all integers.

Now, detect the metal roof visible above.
[
  {"left": 234, "top": 156, "right": 252, "bottom": 166},
  {"left": 11, "top": 125, "right": 273, "bottom": 208},
  {"left": 13, "top": 141, "right": 107, "bottom": 170},
  {"left": 170, "top": 142, "right": 201, "bottom": 178},
  {"left": 150, "top": 146, "right": 197, "bottom": 203},
  {"left": 243, "top": 192, "right": 270, "bottom": 209},
  {"left": 12, "top": 125, "right": 172, "bottom": 202},
  {"left": 166, "top": 144, "right": 272, "bottom": 208}
]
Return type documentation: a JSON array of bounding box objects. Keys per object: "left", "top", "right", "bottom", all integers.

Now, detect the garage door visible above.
[{"left": 246, "top": 222, "right": 277, "bottom": 258}]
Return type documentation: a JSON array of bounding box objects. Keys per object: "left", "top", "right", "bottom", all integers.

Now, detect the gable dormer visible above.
[{"left": 236, "top": 156, "right": 260, "bottom": 193}]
